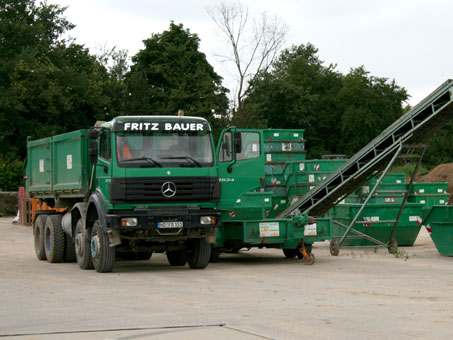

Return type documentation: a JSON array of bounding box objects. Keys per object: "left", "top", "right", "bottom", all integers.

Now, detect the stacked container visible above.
[
  {"left": 263, "top": 130, "right": 306, "bottom": 217},
  {"left": 408, "top": 183, "right": 449, "bottom": 216}
]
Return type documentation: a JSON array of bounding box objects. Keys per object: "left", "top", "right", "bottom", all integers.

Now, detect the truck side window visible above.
[
  {"left": 218, "top": 132, "right": 232, "bottom": 162},
  {"left": 99, "top": 131, "right": 111, "bottom": 161},
  {"left": 236, "top": 132, "right": 260, "bottom": 161}
]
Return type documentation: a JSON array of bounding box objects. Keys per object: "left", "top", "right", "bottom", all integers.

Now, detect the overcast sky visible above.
[{"left": 46, "top": 0, "right": 453, "bottom": 106}]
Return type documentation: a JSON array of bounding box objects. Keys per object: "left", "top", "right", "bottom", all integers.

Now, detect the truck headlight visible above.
[
  {"left": 121, "top": 217, "right": 138, "bottom": 227},
  {"left": 200, "top": 216, "right": 216, "bottom": 225}
]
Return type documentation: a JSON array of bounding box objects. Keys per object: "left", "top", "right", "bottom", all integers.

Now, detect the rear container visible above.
[{"left": 26, "top": 130, "right": 90, "bottom": 198}]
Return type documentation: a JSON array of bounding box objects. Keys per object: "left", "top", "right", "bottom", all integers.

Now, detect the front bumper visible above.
[{"left": 106, "top": 206, "right": 221, "bottom": 230}]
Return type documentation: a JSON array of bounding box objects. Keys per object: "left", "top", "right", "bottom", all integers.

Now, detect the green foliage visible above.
[
  {"left": 244, "top": 44, "right": 409, "bottom": 159},
  {"left": 391, "top": 163, "right": 429, "bottom": 178},
  {"left": 423, "top": 121, "right": 453, "bottom": 167},
  {"left": 0, "top": 0, "right": 126, "bottom": 190},
  {"left": 244, "top": 44, "right": 342, "bottom": 158},
  {"left": 0, "top": 1, "right": 119, "bottom": 158},
  {"left": 337, "top": 66, "right": 408, "bottom": 155},
  {"left": 0, "top": 158, "right": 24, "bottom": 191},
  {"left": 0, "top": 1, "right": 449, "bottom": 191},
  {"left": 126, "top": 22, "right": 229, "bottom": 136}
]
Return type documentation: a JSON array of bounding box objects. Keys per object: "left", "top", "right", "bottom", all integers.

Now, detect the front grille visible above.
[{"left": 110, "top": 176, "right": 220, "bottom": 203}]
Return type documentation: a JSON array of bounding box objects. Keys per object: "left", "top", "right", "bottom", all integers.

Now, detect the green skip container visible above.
[
  {"left": 422, "top": 206, "right": 453, "bottom": 256},
  {"left": 329, "top": 203, "right": 424, "bottom": 246}
]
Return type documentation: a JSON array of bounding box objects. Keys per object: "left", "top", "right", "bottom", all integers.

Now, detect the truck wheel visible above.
[
  {"left": 44, "top": 214, "right": 65, "bottom": 263},
  {"left": 209, "top": 247, "right": 220, "bottom": 263},
  {"left": 136, "top": 251, "right": 153, "bottom": 260},
  {"left": 330, "top": 240, "right": 340, "bottom": 256},
  {"left": 90, "top": 220, "right": 116, "bottom": 273},
  {"left": 33, "top": 214, "right": 48, "bottom": 261},
  {"left": 283, "top": 249, "right": 297, "bottom": 258},
  {"left": 63, "top": 234, "right": 77, "bottom": 263},
  {"left": 74, "top": 219, "right": 93, "bottom": 269},
  {"left": 186, "top": 238, "right": 211, "bottom": 269},
  {"left": 166, "top": 250, "right": 187, "bottom": 266}
]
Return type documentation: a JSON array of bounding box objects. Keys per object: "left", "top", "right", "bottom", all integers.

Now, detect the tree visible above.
[
  {"left": 423, "top": 121, "right": 453, "bottom": 167},
  {"left": 96, "top": 45, "right": 130, "bottom": 118},
  {"left": 244, "top": 43, "right": 343, "bottom": 158},
  {"left": 244, "top": 44, "right": 409, "bottom": 159},
  {"left": 207, "top": 1, "right": 288, "bottom": 112},
  {"left": 125, "top": 22, "right": 229, "bottom": 138},
  {"left": 0, "top": 0, "right": 71, "bottom": 158},
  {"left": 337, "top": 66, "right": 408, "bottom": 155},
  {"left": 0, "top": 0, "right": 120, "bottom": 190}
]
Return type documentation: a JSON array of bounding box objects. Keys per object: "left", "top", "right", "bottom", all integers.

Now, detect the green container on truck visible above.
[{"left": 26, "top": 116, "right": 221, "bottom": 272}]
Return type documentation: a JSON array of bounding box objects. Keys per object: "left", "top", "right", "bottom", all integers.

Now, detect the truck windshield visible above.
[{"left": 116, "top": 130, "right": 214, "bottom": 168}]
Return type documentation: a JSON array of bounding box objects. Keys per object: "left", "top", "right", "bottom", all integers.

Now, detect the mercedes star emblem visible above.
[{"left": 161, "top": 181, "right": 177, "bottom": 198}]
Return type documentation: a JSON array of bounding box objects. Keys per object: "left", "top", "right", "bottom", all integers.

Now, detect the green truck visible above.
[
  {"left": 212, "top": 128, "right": 321, "bottom": 261},
  {"left": 26, "top": 116, "right": 221, "bottom": 272},
  {"left": 27, "top": 118, "right": 319, "bottom": 273}
]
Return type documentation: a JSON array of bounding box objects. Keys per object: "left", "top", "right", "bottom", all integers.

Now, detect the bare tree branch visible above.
[{"left": 207, "top": 1, "right": 288, "bottom": 112}]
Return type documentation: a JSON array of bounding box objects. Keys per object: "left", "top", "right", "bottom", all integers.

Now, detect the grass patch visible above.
[
  {"left": 389, "top": 247, "right": 409, "bottom": 260},
  {"left": 391, "top": 163, "right": 429, "bottom": 178}
]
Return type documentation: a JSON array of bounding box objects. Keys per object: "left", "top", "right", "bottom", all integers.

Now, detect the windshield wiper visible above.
[
  {"left": 160, "top": 156, "right": 202, "bottom": 167},
  {"left": 120, "top": 157, "right": 162, "bottom": 167}
]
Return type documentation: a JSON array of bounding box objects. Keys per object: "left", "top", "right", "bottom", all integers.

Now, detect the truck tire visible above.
[
  {"left": 209, "top": 247, "right": 220, "bottom": 263},
  {"left": 166, "top": 250, "right": 187, "bottom": 266},
  {"left": 33, "top": 214, "right": 48, "bottom": 261},
  {"left": 75, "top": 219, "right": 93, "bottom": 269},
  {"left": 44, "top": 214, "right": 65, "bottom": 263},
  {"left": 186, "top": 238, "right": 211, "bottom": 269},
  {"left": 135, "top": 251, "right": 153, "bottom": 260},
  {"left": 90, "top": 220, "right": 116, "bottom": 273},
  {"left": 282, "top": 248, "right": 297, "bottom": 258},
  {"left": 63, "top": 234, "right": 77, "bottom": 263}
]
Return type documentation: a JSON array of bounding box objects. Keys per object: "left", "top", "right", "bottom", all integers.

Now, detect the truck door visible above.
[
  {"left": 95, "top": 129, "right": 112, "bottom": 201},
  {"left": 216, "top": 129, "right": 264, "bottom": 209}
]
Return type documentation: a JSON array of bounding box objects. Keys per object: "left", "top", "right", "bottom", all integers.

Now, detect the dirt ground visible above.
[{"left": 0, "top": 217, "right": 452, "bottom": 340}]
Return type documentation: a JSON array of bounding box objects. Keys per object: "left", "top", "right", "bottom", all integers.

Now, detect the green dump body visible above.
[
  {"left": 329, "top": 203, "right": 424, "bottom": 246},
  {"left": 26, "top": 130, "right": 90, "bottom": 198},
  {"left": 422, "top": 206, "right": 453, "bottom": 256}
]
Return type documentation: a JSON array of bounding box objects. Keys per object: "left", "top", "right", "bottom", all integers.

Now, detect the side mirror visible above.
[
  {"left": 234, "top": 131, "right": 242, "bottom": 154},
  {"left": 89, "top": 141, "right": 98, "bottom": 164}
]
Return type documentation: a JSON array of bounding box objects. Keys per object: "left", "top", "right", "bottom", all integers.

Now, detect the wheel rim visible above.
[
  {"left": 34, "top": 227, "right": 41, "bottom": 249},
  {"left": 45, "top": 228, "right": 51, "bottom": 252},
  {"left": 91, "top": 234, "right": 100, "bottom": 259},
  {"left": 75, "top": 232, "right": 84, "bottom": 257}
]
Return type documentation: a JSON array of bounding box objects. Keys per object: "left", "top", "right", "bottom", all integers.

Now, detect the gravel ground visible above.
[{"left": 0, "top": 217, "right": 452, "bottom": 340}]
